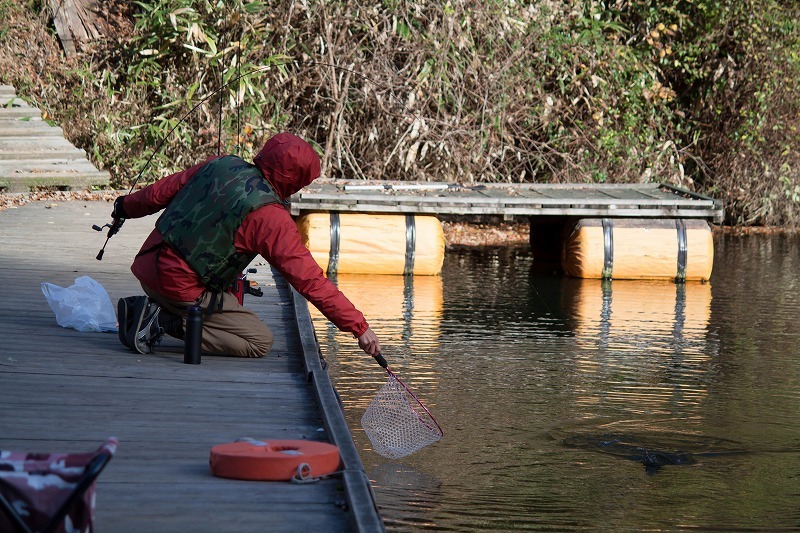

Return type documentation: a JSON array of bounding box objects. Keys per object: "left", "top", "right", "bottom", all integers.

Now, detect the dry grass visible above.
[
  {"left": 442, "top": 221, "right": 530, "bottom": 248},
  {"left": 0, "top": 1, "right": 798, "bottom": 227}
]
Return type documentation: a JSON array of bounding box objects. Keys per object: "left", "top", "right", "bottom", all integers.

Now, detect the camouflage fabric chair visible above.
[{"left": 0, "top": 437, "right": 117, "bottom": 533}]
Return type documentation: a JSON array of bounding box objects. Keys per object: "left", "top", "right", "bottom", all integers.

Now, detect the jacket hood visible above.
[{"left": 254, "top": 133, "right": 321, "bottom": 200}]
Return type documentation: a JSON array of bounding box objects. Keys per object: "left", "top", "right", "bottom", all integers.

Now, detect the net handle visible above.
[
  {"left": 373, "top": 352, "right": 389, "bottom": 369},
  {"left": 386, "top": 367, "right": 444, "bottom": 437}
]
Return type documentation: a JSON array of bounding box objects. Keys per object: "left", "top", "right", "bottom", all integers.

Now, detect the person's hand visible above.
[
  {"left": 357, "top": 327, "right": 381, "bottom": 357},
  {"left": 111, "top": 196, "right": 128, "bottom": 220}
]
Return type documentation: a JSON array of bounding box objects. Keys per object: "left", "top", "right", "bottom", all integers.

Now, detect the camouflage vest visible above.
[{"left": 156, "top": 155, "right": 281, "bottom": 291}]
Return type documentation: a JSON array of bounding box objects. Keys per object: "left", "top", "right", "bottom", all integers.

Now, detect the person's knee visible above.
[{"left": 246, "top": 330, "right": 274, "bottom": 358}]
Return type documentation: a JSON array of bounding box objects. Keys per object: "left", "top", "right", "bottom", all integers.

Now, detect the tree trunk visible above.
[{"left": 48, "top": 0, "right": 102, "bottom": 57}]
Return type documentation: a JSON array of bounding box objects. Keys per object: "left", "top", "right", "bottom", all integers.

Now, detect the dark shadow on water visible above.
[{"left": 561, "top": 432, "right": 749, "bottom": 475}]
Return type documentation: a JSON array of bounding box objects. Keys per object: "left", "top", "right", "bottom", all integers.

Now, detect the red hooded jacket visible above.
[{"left": 124, "top": 133, "right": 369, "bottom": 337}]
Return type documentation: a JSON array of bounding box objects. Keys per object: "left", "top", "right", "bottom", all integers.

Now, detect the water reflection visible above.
[
  {"left": 311, "top": 239, "right": 800, "bottom": 531},
  {"left": 310, "top": 274, "right": 443, "bottom": 413},
  {"left": 563, "top": 279, "right": 712, "bottom": 345},
  {"left": 367, "top": 463, "right": 445, "bottom": 530},
  {"left": 562, "top": 279, "right": 716, "bottom": 417},
  {"left": 310, "top": 274, "right": 448, "bottom": 527}
]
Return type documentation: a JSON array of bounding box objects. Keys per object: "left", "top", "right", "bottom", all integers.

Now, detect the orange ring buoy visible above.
[{"left": 209, "top": 439, "right": 341, "bottom": 481}]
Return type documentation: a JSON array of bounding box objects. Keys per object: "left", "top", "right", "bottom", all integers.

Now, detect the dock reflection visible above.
[
  {"left": 560, "top": 278, "right": 716, "bottom": 415},
  {"left": 309, "top": 274, "right": 443, "bottom": 412}
]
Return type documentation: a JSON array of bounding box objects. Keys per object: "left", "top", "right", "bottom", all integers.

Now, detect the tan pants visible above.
[{"left": 142, "top": 285, "right": 274, "bottom": 358}]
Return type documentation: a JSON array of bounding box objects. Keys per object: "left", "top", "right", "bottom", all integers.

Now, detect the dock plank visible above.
[{"left": 0, "top": 201, "right": 378, "bottom": 531}]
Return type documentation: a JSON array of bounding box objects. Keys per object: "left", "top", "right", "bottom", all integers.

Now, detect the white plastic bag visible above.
[{"left": 41, "top": 276, "right": 118, "bottom": 332}]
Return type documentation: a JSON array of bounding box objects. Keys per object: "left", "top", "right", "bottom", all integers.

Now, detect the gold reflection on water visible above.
[
  {"left": 564, "top": 279, "right": 714, "bottom": 415},
  {"left": 310, "top": 274, "right": 443, "bottom": 411}
]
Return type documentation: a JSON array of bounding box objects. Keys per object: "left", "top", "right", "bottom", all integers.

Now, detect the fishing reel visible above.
[
  {"left": 228, "top": 268, "right": 264, "bottom": 305},
  {"left": 92, "top": 217, "right": 125, "bottom": 260}
]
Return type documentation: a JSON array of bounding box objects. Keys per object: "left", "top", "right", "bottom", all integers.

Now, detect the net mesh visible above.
[{"left": 361, "top": 373, "right": 443, "bottom": 459}]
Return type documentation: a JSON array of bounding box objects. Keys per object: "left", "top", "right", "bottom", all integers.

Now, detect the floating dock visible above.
[
  {"left": 290, "top": 180, "right": 724, "bottom": 223},
  {"left": 291, "top": 180, "right": 723, "bottom": 280},
  {"left": 0, "top": 201, "right": 383, "bottom": 531}
]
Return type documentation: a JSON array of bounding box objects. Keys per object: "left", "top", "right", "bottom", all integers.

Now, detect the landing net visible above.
[{"left": 361, "top": 371, "right": 443, "bottom": 459}]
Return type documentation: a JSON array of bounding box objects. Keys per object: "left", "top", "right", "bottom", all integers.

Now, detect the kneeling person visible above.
[{"left": 113, "top": 132, "right": 381, "bottom": 359}]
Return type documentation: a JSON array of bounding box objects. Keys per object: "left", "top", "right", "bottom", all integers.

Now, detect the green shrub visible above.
[{"left": 0, "top": 0, "right": 797, "bottom": 225}]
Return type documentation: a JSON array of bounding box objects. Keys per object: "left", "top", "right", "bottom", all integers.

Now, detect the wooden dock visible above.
[
  {"left": 291, "top": 180, "right": 724, "bottom": 223},
  {"left": 0, "top": 201, "right": 383, "bottom": 531},
  {"left": 0, "top": 85, "right": 109, "bottom": 192}
]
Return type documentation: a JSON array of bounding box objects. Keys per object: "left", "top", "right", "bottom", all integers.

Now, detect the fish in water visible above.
[
  {"left": 599, "top": 438, "right": 696, "bottom": 473},
  {"left": 562, "top": 433, "right": 746, "bottom": 474}
]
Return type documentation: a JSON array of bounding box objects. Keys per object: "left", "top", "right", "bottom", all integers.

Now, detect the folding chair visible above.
[{"left": 0, "top": 437, "right": 117, "bottom": 533}]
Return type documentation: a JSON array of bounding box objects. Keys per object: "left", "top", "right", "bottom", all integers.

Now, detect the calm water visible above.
[{"left": 312, "top": 234, "right": 800, "bottom": 531}]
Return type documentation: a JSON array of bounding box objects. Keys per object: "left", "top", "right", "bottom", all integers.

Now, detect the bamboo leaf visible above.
[
  {"left": 204, "top": 34, "right": 218, "bottom": 57},
  {"left": 182, "top": 43, "right": 210, "bottom": 56}
]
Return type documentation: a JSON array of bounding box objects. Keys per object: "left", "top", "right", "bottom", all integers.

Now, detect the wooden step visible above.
[
  {"left": 0, "top": 85, "right": 110, "bottom": 192},
  {"left": 0, "top": 120, "right": 63, "bottom": 137},
  {"left": 0, "top": 171, "right": 109, "bottom": 192},
  {"left": 0, "top": 159, "right": 105, "bottom": 174},
  {"left": 0, "top": 149, "right": 88, "bottom": 160},
  {"left": 0, "top": 96, "right": 32, "bottom": 107},
  {"left": 0, "top": 156, "right": 109, "bottom": 194},
  {"left": 0, "top": 137, "right": 86, "bottom": 159},
  {"left": 0, "top": 107, "right": 42, "bottom": 119}
]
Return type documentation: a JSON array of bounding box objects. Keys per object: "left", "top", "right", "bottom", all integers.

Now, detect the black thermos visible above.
[{"left": 184, "top": 305, "right": 202, "bottom": 365}]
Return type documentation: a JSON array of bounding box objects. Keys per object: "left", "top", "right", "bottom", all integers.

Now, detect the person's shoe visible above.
[
  {"left": 126, "top": 296, "right": 163, "bottom": 354},
  {"left": 117, "top": 296, "right": 139, "bottom": 349},
  {"left": 159, "top": 309, "right": 185, "bottom": 340}
]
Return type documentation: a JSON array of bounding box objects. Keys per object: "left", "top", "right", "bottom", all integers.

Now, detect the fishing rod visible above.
[{"left": 92, "top": 59, "right": 423, "bottom": 260}]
